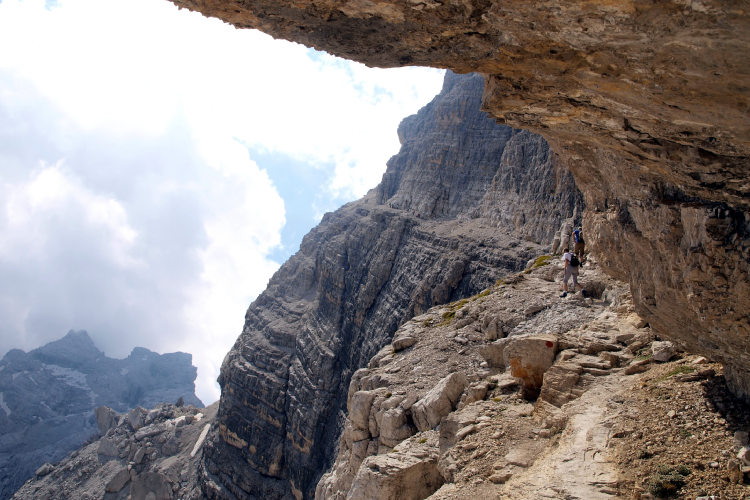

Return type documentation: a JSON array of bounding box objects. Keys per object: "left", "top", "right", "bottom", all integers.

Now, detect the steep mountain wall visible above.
[
  {"left": 0, "top": 330, "right": 201, "bottom": 499},
  {"left": 170, "top": 0, "right": 750, "bottom": 400},
  {"left": 198, "top": 72, "right": 582, "bottom": 499}
]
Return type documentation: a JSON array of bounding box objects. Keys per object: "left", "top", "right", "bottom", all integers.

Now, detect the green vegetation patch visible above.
[
  {"left": 635, "top": 347, "right": 653, "bottom": 361},
  {"left": 438, "top": 310, "right": 456, "bottom": 326},
  {"left": 523, "top": 254, "right": 552, "bottom": 274},
  {"left": 453, "top": 298, "right": 469, "bottom": 310},
  {"left": 437, "top": 298, "right": 470, "bottom": 326},
  {"left": 647, "top": 464, "right": 690, "bottom": 497},
  {"left": 658, "top": 365, "right": 696, "bottom": 381}
]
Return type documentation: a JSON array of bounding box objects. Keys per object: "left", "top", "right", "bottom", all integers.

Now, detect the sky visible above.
[{"left": 0, "top": 0, "right": 444, "bottom": 404}]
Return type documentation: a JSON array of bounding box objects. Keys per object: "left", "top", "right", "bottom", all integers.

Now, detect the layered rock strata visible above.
[
  {"left": 170, "top": 0, "right": 750, "bottom": 398},
  {"left": 198, "top": 72, "right": 582, "bottom": 499},
  {"left": 0, "top": 330, "right": 202, "bottom": 500}
]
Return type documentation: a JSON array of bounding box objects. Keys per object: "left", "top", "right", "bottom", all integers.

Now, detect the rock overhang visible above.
[{"left": 168, "top": 0, "right": 750, "bottom": 398}]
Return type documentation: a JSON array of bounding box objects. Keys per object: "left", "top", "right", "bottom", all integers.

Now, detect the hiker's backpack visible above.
[{"left": 570, "top": 254, "right": 580, "bottom": 267}]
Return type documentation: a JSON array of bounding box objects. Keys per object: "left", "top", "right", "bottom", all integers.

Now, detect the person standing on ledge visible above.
[
  {"left": 560, "top": 247, "right": 580, "bottom": 298},
  {"left": 573, "top": 227, "right": 585, "bottom": 263}
]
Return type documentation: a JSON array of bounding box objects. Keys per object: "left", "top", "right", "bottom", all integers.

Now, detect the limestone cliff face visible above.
[
  {"left": 171, "top": 0, "right": 750, "bottom": 398},
  {"left": 199, "top": 72, "right": 581, "bottom": 499}
]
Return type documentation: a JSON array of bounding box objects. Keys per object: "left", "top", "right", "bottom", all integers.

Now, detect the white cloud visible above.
[
  {"left": 0, "top": 0, "right": 444, "bottom": 403},
  {"left": 1, "top": 162, "right": 139, "bottom": 268}
]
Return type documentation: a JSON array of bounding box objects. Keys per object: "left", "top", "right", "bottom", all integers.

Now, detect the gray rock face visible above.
[
  {"left": 200, "top": 72, "right": 583, "bottom": 499},
  {"left": 12, "top": 402, "right": 215, "bottom": 500},
  {"left": 0, "top": 330, "right": 202, "bottom": 500}
]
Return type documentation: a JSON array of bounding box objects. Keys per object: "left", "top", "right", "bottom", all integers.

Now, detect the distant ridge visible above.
[{"left": 0, "top": 330, "right": 202, "bottom": 499}]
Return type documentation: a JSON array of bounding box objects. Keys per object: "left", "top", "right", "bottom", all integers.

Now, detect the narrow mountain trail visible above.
[{"left": 505, "top": 373, "right": 629, "bottom": 499}]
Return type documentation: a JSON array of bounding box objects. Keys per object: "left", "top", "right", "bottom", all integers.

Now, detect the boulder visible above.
[
  {"left": 348, "top": 450, "right": 443, "bottom": 500},
  {"left": 97, "top": 437, "right": 120, "bottom": 458},
  {"left": 624, "top": 360, "right": 651, "bottom": 375},
  {"left": 652, "top": 341, "right": 676, "bottom": 362},
  {"left": 479, "top": 338, "right": 511, "bottom": 368},
  {"left": 504, "top": 447, "right": 537, "bottom": 468},
  {"left": 411, "top": 373, "right": 468, "bottom": 431},
  {"left": 105, "top": 467, "right": 131, "bottom": 493},
  {"left": 34, "top": 463, "right": 53, "bottom": 477},
  {"left": 489, "top": 470, "right": 514, "bottom": 484},
  {"left": 95, "top": 406, "right": 119, "bottom": 435},
  {"left": 135, "top": 423, "right": 164, "bottom": 441},
  {"left": 503, "top": 334, "right": 558, "bottom": 399},
  {"left": 349, "top": 391, "right": 377, "bottom": 432},
  {"left": 457, "top": 383, "right": 488, "bottom": 410},
  {"left": 133, "top": 447, "right": 146, "bottom": 464},
  {"left": 379, "top": 408, "right": 414, "bottom": 448},
  {"left": 482, "top": 317, "right": 500, "bottom": 341},
  {"left": 539, "top": 362, "right": 583, "bottom": 407},
  {"left": 127, "top": 407, "right": 148, "bottom": 431},
  {"left": 524, "top": 304, "right": 546, "bottom": 318},
  {"left": 439, "top": 404, "right": 485, "bottom": 454},
  {"left": 533, "top": 400, "right": 568, "bottom": 431},
  {"left": 392, "top": 336, "right": 417, "bottom": 352},
  {"left": 130, "top": 471, "right": 173, "bottom": 500}
]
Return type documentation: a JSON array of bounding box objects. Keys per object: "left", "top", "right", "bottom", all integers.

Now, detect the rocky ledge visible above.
[
  {"left": 317, "top": 257, "right": 750, "bottom": 499},
  {"left": 169, "top": 0, "right": 750, "bottom": 400},
  {"left": 12, "top": 402, "right": 217, "bottom": 500}
]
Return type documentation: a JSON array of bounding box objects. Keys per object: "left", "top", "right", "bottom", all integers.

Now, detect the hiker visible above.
[
  {"left": 560, "top": 247, "right": 580, "bottom": 297},
  {"left": 573, "top": 227, "right": 585, "bottom": 263}
]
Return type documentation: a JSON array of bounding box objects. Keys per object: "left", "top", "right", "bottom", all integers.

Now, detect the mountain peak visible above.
[{"left": 30, "top": 329, "right": 103, "bottom": 368}]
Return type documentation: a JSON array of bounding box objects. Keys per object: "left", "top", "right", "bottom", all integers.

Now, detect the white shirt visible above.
[{"left": 563, "top": 252, "right": 574, "bottom": 266}]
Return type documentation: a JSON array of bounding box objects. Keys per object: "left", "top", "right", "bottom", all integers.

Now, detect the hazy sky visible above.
[{"left": 0, "top": 0, "right": 444, "bottom": 403}]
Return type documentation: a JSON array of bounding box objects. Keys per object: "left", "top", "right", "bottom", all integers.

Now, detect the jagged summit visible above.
[
  {"left": 376, "top": 72, "right": 580, "bottom": 244},
  {"left": 29, "top": 329, "right": 103, "bottom": 368},
  {"left": 0, "top": 331, "right": 202, "bottom": 500}
]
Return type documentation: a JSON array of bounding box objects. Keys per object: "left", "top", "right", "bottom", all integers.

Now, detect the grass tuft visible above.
[
  {"left": 647, "top": 464, "right": 690, "bottom": 497},
  {"left": 523, "top": 254, "right": 552, "bottom": 274},
  {"left": 657, "top": 365, "right": 696, "bottom": 382}
]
